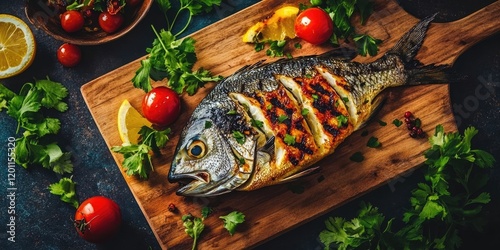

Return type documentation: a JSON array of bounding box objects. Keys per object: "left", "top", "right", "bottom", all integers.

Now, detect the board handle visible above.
[{"left": 422, "top": 0, "right": 500, "bottom": 65}]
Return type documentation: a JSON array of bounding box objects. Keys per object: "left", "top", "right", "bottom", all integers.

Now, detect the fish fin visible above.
[
  {"left": 406, "top": 64, "right": 450, "bottom": 85},
  {"left": 386, "top": 13, "right": 438, "bottom": 64},
  {"left": 387, "top": 13, "right": 451, "bottom": 85},
  {"left": 279, "top": 166, "right": 321, "bottom": 183}
]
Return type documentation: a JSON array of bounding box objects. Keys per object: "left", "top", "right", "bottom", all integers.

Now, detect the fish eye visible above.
[{"left": 187, "top": 140, "right": 206, "bottom": 159}]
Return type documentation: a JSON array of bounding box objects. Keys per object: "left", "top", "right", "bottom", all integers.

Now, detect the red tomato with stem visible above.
[
  {"left": 142, "top": 86, "right": 181, "bottom": 128},
  {"left": 74, "top": 196, "right": 122, "bottom": 243},
  {"left": 60, "top": 10, "right": 85, "bottom": 33},
  {"left": 98, "top": 11, "right": 124, "bottom": 33},
  {"left": 294, "top": 7, "right": 334, "bottom": 45},
  {"left": 57, "top": 43, "right": 81, "bottom": 67}
]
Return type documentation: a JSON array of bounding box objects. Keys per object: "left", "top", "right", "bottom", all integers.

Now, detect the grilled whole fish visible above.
[{"left": 168, "top": 15, "right": 448, "bottom": 196}]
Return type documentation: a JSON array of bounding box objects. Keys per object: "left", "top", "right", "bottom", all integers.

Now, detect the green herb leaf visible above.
[
  {"left": 353, "top": 34, "right": 382, "bottom": 56},
  {"left": 232, "top": 131, "right": 246, "bottom": 144},
  {"left": 392, "top": 119, "right": 403, "bottom": 127},
  {"left": 204, "top": 121, "right": 212, "bottom": 129},
  {"left": 284, "top": 134, "right": 296, "bottom": 146},
  {"left": 377, "top": 119, "right": 387, "bottom": 126},
  {"left": 349, "top": 151, "right": 364, "bottom": 162},
  {"left": 251, "top": 119, "right": 263, "bottom": 128},
  {"left": 278, "top": 114, "right": 288, "bottom": 123},
  {"left": 266, "top": 40, "right": 287, "bottom": 57},
  {"left": 367, "top": 136, "right": 381, "bottom": 148},
  {"left": 48, "top": 177, "right": 79, "bottom": 209},
  {"left": 337, "top": 115, "right": 348, "bottom": 127},
  {"left": 201, "top": 206, "right": 213, "bottom": 219},
  {"left": 219, "top": 211, "right": 245, "bottom": 236},
  {"left": 182, "top": 214, "right": 205, "bottom": 250}
]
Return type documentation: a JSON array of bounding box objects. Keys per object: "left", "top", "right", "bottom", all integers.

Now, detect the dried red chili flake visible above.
[{"left": 168, "top": 203, "right": 177, "bottom": 213}]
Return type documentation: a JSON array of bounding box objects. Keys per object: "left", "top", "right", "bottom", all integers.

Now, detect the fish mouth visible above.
[{"left": 170, "top": 171, "right": 231, "bottom": 197}]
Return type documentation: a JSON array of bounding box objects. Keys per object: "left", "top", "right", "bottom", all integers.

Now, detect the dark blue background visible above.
[{"left": 1, "top": 0, "right": 498, "bottom": 249}]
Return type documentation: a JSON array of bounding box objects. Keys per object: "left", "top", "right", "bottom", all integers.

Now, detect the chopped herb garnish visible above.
[
  {"left": 266, "top": 40, "right": 287, "bottom": 57},
  {"left": 227, "top": 110, "right": 238, "bottom": 115},
  {"left": 266, "top": 104, "right": 273, "bottom": 110},
  {"left": 349, "top": 152, "right": 364, "bottom": 162},
  {"left": 312, "top": 94, "right": 319, "bottom": 100},
  {"left": 232, "top": 131, "right": 246, "bottom": 144},
  {"left": 342, "top": 97, "right": 349, "bottom": 103},
  {"left": 377, "top": 119, "right": 387, "bottom": 126},
  {"left": 251, "top": 119, "right": 264, "bottom": 128},
  {"left": 284, "top": 134, "right": 296, "bottom": 145},
  {"left": 201, "top": 207, "right": 213, "bottom": 219},
  {"left": 205, "top": 121, "right": 212, "bottom": 129},
  {"left": 254, "top": 42, "right": 265, "bottom": 52},
  {"left": 367, "top": 136, "right": 381, "bottom": 148},
  {"left": 337, "top": 115, "right": 348, "bottom": 127},
  {"left": 294, "top": 43, "right": 302, "bottom": 49},
  {"left": 301, "top": 108, "right": 309, "bottom": 116},
  {"left": 278, "top": 114, "right": 289, "bottom": 123},
  {"left": 238, "top": 157, "right": 246, "bottom": 165},
  {"left": 392, "top": 119, "right": 403, "bottom": 127}
]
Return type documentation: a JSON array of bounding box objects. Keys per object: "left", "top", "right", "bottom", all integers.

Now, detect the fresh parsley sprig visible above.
[
  {"left": 111, "top": 126, "right": 171, "bottom": 179},
  {"left": 319, "top": 125, "right": 496, "bottom": 249},
  {"left": 133, "top": 0, "right": 223, "bottom": 94},
  {"left": 48, "top": 176, "right": 79, "bottom": 209},
  {"left": 1, "top": 79, "right": 79, "bottom": 207},
  {"left": 0, "top": 79, "right": 72, "bottom": 173}
]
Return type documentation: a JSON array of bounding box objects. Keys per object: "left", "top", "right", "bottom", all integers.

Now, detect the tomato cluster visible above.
[{"left": 59, "top": 0, "right": 132, "bottom": 34}]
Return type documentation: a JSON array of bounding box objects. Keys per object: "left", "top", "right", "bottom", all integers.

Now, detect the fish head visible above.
[{"left": 169, "top": 101, "right": 257, "bottom": 197}]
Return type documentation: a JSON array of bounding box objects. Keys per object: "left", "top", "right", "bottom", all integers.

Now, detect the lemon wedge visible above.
[
  {"left": 0, "top": 14, "right": 36, "bottom": 79},
  {"left": 242, "top": 6, "right": 299, "bottom": 43},
  {"left": 117, "top": 99, "right": 152, "bottom": 145}
]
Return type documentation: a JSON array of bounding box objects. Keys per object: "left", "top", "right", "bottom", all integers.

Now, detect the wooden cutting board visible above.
[{"left": 80, "top": 0, "right": 500, "bottom": 249}]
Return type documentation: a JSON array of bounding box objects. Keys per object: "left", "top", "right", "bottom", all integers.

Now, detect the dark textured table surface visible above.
[{"left": 1, "top": 0, "right": 498, "bottom": 249}]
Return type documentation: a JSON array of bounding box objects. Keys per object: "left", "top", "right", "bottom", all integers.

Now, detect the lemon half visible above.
[
  {"left": 117, "top": 100, "right": 152, "bottom": 145},
  {"left": 242, "top": 6, "right": 299, "bottom": 43},
  {"left": 0, "top": 14, "right": 36, "bottom": 79}
]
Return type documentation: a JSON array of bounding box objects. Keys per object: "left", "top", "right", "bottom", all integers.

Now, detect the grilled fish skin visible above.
[{"left": 168, "top": 14, "right": 448, "bottom": 197}]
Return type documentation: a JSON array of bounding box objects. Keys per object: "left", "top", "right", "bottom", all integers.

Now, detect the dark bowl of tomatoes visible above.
[{"left": 25, "top": 0, "right": 152, "bottom": 46}]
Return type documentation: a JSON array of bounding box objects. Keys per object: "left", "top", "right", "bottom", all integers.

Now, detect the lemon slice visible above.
[
  {"left": 0, "top": 14, "right": 36, "bottom": 79},
  {"left": 242, "top": 6, "right": 299, "bottom": 43},
  {"left": 117, "top": 99, "right": 152, "bottom": 145}
]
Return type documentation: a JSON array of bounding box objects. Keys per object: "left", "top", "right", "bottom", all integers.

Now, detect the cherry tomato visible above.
[
  {"left": 294, "top": 8, "right": 334, "bottom": 45},
  {"left": 57, "top": 43, "right": 81, "bottom": 67},
  {"left": 142, "top": 86, "right": 181, "bottom": 128},
  {"left": 74, "top": 196, "right": 122, "bottom": 243},
  {"left": 98, "top": 11, "right": 124, "bottom": 33},
  {"left": 60, "top": 10, "right": 85, "bottom": 33}
]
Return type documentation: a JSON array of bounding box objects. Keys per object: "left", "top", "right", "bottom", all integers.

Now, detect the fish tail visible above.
[{"left": 387, "top": 13, "right": 450, "bottom": 85}]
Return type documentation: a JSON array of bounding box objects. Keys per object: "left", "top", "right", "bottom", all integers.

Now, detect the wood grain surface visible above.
[{"left": 80, "top": 0, "right": 500, "bottom": 249}]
